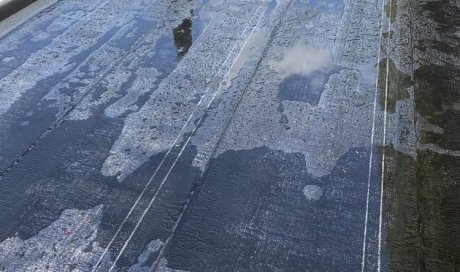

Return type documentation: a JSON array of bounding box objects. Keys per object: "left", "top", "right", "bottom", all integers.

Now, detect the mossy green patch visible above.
[
  {"left": 382, "top": 146, "right": 420, "bottom": 271},
  {"left": 377, "top": 58, "right": 412, "bottom": 113},
  {"left": 382, "top": 31, "right": 394, "bottom": 39},
  {"left": 382, "top": 147, "right": 460, "bottom": 271},
  {"left": 416, "top": 150, "right": 460, "bottom": 271},
  {"left": 384, "top": 0, "right": 397, "bottom": 23}
]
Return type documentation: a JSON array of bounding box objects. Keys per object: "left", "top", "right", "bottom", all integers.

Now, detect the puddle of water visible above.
[
  {"left": 273, "top": 44, "right": 339, "bottom": 105},
  {"left": 271, "top": 44, "right": 333, "bottom": 78},
  {"left": 277, "top": 67, "right": 338, "bottom": 105},
  {"left": 168, "top": 4, "right": 205, "bottom": 62}
]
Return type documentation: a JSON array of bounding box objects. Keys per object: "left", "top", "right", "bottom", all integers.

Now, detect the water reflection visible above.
[
  {"left": 272, "top": 44, "right": 340, "bottom": 105},
  {"left": 173, "top": 12, "right": 193, "bottom": 60},
  {"left": 271, "top": 44, "right": 333, "bottom": 78}
]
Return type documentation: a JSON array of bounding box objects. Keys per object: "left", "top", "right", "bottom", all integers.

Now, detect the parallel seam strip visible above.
[
  {"left": 377, "top": 0, "right": 394, "bottom": 270},
  {"left": 360, "top": 0, "right": 388, "bottom": 270},
  {"left": 90, "top": 5, "right": 266, "bottom": 271}
]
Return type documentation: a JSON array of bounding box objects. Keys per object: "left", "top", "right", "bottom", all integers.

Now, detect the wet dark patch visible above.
[
  {"left": 414, "top": 64, "right": 460, "bottom": 150},
  {"left": 163, "top": 146, "right": 376, "bottom": 271},
  {"left": 421, "top": 1, "right": 460, "bottom": 33},
  {"left": 140, "top": 33, "right": 177, "bottom": 73},
  {"left": 276, "top": 102, "right": 284, "bottom": 113},
  {"left": 278, "top": 68, "right": 340, "bottom": 106},
  {"left": 0, "top": 2, "right": 208, "bottom": 176},
  {"left": 377, "top": 58, "right": 412, "bottom": 113},
  {"left": 421, "top": 39, "right": 460, "bottom": 56},
  {"left": 0, "top": 5, "right": 105, "bottom": 78}
]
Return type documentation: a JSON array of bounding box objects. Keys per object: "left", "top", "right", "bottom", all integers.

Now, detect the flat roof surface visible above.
[{"left": 0, "top": 0, "right": 459, "bottom": 271}]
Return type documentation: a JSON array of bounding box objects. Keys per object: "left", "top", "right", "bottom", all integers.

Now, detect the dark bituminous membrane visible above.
[
  {"left": 0, "top": 0, "right": 458, "bottom": 270},
  {"left": 164, "top": 146, "right": 372, "bottom": 271}
]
